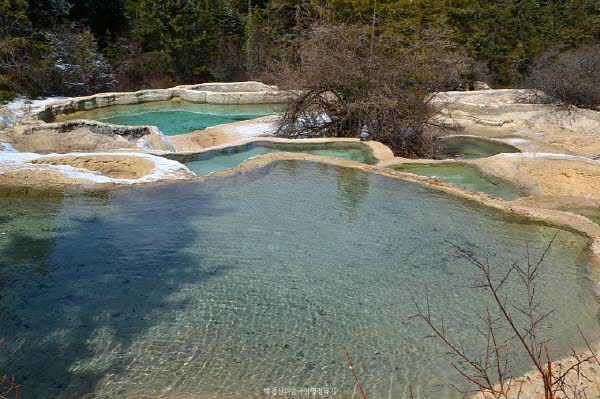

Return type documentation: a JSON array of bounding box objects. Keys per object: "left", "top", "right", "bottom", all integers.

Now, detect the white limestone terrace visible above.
[
  {"left": 431, "top": 88, "right": 600, "bottom": 157},
  {"left": 1, "top": 119, "right": 176, "bottom": 153},
  {"left": 0, "top": 151, "right": 194, "bottom": 186},
  {"left": 0, "top": 81, "right": 291, "bottom": 154},
  {"left": 493, "top": 151, "right": 600, "bottom": 164},
  {"left": 15, "top": 81, "right": 292, "bottom": 124}
]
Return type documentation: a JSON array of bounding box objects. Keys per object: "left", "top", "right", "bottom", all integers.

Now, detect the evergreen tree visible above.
[
  {"left": 0, "top": 0, "right": 56, "bottom": 99},
  {"left": 2, "top": 0, "right": 599, "bottom": 96},
  {"left": 131, "top": 0, "right": 218, "bottom": 82}
]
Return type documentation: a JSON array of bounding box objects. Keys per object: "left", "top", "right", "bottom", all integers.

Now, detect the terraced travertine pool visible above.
[
  {"left": 168, "top": 141, "right": 377, "bottom": 175},
  {"left": 0, "top": 161, "right": 597, "bottom": 399},
  {"left": 56, "top": 101, "right": 277, "bottom": 135},
  {"left": 390, "top": 162, "right": 522, "bottom": 200},
  {"left": 439, "top": 136, "right": 520, "bottom": 160}
]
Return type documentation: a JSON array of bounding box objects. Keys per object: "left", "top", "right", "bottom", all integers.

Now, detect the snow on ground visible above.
[
  {"left": 493, "top": 152, "right": 600, "bottom": 165},
  {"left": 148, "top": 126, "right": 176, "bottom": 151},
  {"left": 0, "top": 151, "right": 193, "bottom": 184},
  {"left": 5, "top": 96, "right": 69, "bottom": 115},
  {"left": 504, "top": 138, "right": 529, "bottom": 144},
  {"left": 226, "top": 122, "right": 278, "bottom": 137},
  {"left": 0, "top": 141, "right": 18, "bottom": 152}
]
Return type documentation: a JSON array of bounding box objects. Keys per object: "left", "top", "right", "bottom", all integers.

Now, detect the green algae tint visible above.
[
  {"left": 439, "top": 136, "right": 520, "bottom": 160},
  {"left": 391, "top": 162, "right": 522, "bottom": 200},
  {"left": 563, "top": 207, "right": 600, "bottom": 225},
  {"left": 169, "top": 141, "right": 377, "bottom": 175},
  {"left": 59, "top": 100, "right": 277, "bottom": 135},
  {"left": 0, "top": 161, "right": 597, "bottom": 399}
]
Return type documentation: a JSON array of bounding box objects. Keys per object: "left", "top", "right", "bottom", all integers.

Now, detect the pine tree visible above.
[
  {"left": 0, "top": 0, "right": 55, "bottom": 99},
  {"left": 131, "top": 0, "right": 219, "bottom": 82}
]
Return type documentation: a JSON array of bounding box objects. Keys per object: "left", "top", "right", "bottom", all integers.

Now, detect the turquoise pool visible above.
[
  {"left": 390, "top": 162, "right": 521, "bottom": 200},
  {"left": 439, "top": 136, "right": 520, "bottom": 160},
  {"left": 0, "top": 162, "right": 596, "bottom": 398},
  {"left": 58, "top": 101, "right": 277, "bottom": 135},
  {"left": 168, "top": 141, "right": 377, "bottom": 175}
]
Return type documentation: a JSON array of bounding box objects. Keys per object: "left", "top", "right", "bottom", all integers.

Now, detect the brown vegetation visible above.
[
  {"left": 413, "top": 237, "right": 599, "bottom": 399},
  {"left": 268, "top": 24, "right": 467, "bottom": 158},
  {"left": 526, "top": 45, "right": 600, "bottom": 110},
  {"left": 0, "top": 338, "right": 19, "bottom": 399}
]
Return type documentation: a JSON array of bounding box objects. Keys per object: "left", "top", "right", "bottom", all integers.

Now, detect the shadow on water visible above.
[
  {"left": 0, "top": 183, "right": 232, "bottom": 398},
  {"left": 0, "top": 163, "right": 598, "bottom": 399}
]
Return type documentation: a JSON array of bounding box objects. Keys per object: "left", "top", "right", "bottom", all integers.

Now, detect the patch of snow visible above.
[
  {"left": 136, "top": 137, "right": 152, "bottom": 150},
  {"left": 0, "top": 141, "right": 18, "bottom": 152},
  {"left": 0, "top": 151, "right": 193, "bottom": 184},
  {"left": 227, "top": 122, "right": 277, "bottom": 137},
  {"left": 0, "top": 114, "right": 12, "bottom": 128},
  {"left": 10, "top": 163, "right": 124, "bottom": 184},
  {"left": 6, "top": 96, "right": 70, "bottom": 116},
  {"left": 0, "top": 152, "right": 40, "bottom": 163},
  {"left": 504, "top": 138, "right": 528, "bottom": 144},
  {"left": 135, "top": 152, "right": 194, "bottom": 182},
  {"left": 149, "top": 126, "right": 175, "bottom": 152},
  {"left": 493, "top": 152, "right": 600, "bottom": 165}
]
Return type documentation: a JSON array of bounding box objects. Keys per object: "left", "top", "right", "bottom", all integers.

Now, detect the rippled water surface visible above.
[
  {"left": 170, "top": 142, "right": 376, "bottom": 175},
  {"left": 59, "top": 101, "right": 276, "bottom": 135},
  {"left": 0, "top": 161, "right": 597, "bottom": 399}
]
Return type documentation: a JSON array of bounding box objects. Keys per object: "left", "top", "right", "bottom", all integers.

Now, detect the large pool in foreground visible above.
[
  {"left": 56, "top": 101, "right": 277, "bottom": 135},
  {"left": 168, "top": 142, "right": 377, "bottom": 175},
  {"left": 0, "top": 162, "right": 597, "bottom": 398}
]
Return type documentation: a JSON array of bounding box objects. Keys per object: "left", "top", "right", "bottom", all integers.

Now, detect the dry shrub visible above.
[
  {"left": 527, "top": 45, "right": 600, "bottom": 110},
  {"left": 414, "top": 237, "right": 600, "bottom": 399},
  {"left": 267, "top": 24, "right": 468, "bottom": 158}
]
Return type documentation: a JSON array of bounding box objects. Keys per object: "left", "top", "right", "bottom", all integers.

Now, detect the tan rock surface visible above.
[
  {"left": 432, "top": 89, "right": 600, "bottom": 157},
  {"left": 471, "top": 343, "right": 600, "bottom": 399},
  {"left": 0, "top": 168, "right": 110, "bottom": 190},
  {"left": 472, "top": 154, "right": 600, "bottom": 199},
  {"left": 168, "top": 115, "right": 278, "bottom": 152},
  {"left": 1, "top": 120, "right": 173, "bottom": 153},
  {"left": 31, "top": 155, "right": 155, "bottom": 179},
  {"left": 0, "top": 152, "right": 193, "bottom": 190}
]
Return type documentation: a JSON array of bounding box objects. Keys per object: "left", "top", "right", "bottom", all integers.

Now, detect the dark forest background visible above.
[{"left": 1, "top": 0, "right": 599, "bottom": 100}]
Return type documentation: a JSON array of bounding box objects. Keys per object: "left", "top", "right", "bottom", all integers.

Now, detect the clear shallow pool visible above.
[
  {"left": 390, "top": 162, "right": 521, "bottom": 200},
  {"left": 0, "top": 162, "right": 597, "bottom": 399},
  {"left": 168, "top": 141, "right": 377, "bottom": 175},
  {"left": 57, "top": 101, "right": 277, "bottom": 135},
  {"left": 439, "top": 136, "right": 520, "bottom": 160}
]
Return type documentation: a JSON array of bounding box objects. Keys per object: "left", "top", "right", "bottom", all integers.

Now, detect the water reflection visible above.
[{"left": 336, "top": 167, "right": 369, "bottom": 217}]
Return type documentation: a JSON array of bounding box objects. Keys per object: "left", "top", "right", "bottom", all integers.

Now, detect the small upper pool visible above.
[
  {"left": 439, "top": 136, "right": 520, "bottom": 160},
  {"left": 56, "top": 101, "right": 277, "bottom": 135},
  {"left": 390, "top": 162, "right": 521, "bottom": 200},
  {"left": 167, "top": 141, "right": 377, "bottom": 175}
]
